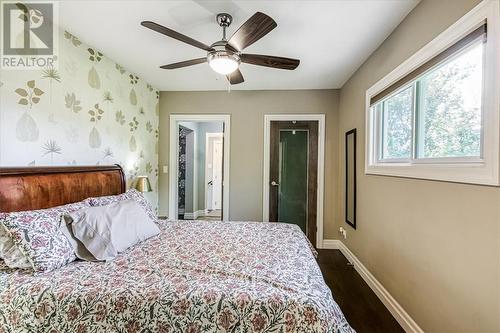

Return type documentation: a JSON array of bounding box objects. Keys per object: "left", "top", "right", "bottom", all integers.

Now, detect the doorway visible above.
[
  {"left": 169, "top": 115, "right": 231, "bottom": 221},
  {"left": 263, "top": 115, "right": 325, "bottom": 248}
]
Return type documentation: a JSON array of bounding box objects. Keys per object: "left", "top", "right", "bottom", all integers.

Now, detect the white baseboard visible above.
[
  {"left": 322, "top": 239, "right": 424, "bottom": 333},
  {"left": 322, "top": 239, "right": 341, "bottom": 249},
  {"left": 183, "top": 210, "right": 204, "bottom": 219}
]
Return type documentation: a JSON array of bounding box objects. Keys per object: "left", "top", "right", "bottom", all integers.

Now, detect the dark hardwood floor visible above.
[{"left": 317, "top": 249, "right": 404, "bottom": 333}]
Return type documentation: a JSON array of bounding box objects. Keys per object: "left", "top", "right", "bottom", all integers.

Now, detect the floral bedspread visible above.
[{"left": 0, "top": 220, "right": 355, "bottom": 333}]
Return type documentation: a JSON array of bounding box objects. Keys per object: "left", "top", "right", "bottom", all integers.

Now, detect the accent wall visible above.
[{"left": 0, "top": 28, "right": 159, "bottom": 209}]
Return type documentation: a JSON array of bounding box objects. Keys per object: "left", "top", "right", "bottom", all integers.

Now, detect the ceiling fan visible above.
[{"left": 141, "top": 12, "right": 300, "bottom": 84}]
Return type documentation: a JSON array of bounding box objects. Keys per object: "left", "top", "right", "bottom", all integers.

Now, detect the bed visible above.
[{"left": 0, "top": 165, "right": 354, "bottom": 333}]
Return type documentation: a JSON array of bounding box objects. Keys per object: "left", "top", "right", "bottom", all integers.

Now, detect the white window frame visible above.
[{"left": 365, "top": 0, "right": 500, "bottom": 186}]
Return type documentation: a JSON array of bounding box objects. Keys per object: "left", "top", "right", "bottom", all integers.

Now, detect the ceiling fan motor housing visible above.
[{"left": 210, "top": 13, "right": 240, "bottom": 66}]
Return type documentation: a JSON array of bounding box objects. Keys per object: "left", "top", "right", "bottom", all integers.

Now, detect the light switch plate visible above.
[{"left": 163, "top": 166, "right": 168, "bottom": 174}]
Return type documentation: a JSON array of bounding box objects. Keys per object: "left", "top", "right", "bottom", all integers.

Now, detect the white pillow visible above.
[
  {"left": 60, "top": 216, "right": 97, "bottom": 262},
  {"left": 0, "top": 227, "right": 31, "bottom": 269},
  {"left": 68, "top": 200, "right": 160, "bottom": 261}
]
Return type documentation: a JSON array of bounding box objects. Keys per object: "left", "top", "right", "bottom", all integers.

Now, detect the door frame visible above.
[
  {"left": 169, "top": 114, "right": 230, "bottom": 221},
  {"left": 263, "top": 114, "right": 326, "bottom": 248},
  {"left": 205, "top": 132, "right": 224, "bottom": 211}
]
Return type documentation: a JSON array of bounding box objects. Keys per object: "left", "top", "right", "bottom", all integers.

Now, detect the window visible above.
[
  {"left": 366, "top": 1, "right": 499, "bottom": 185},
  {"left": 379, "top": 86, "right": 413, "bottom": 160},
  {"left": 416, "top": 42, "right": 482, "bottom": 159},
  {"left": 373, "top": 34, "right": 484, "bottom": 162}
]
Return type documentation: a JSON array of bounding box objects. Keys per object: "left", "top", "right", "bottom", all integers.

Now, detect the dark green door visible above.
[
  {"left": 277, "top": 130, "right": 308, "bottom": 233},
  {"left": 269, "top": 121, "right": 318, "bottom": 246}
]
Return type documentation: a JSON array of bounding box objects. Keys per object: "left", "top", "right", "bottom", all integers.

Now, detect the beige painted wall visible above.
[
  {"left": 159, "top": 90, "right": 340, "bottom": 238},
  {"left": 336, "top": 0, "right": 499, "bottom": 332}
]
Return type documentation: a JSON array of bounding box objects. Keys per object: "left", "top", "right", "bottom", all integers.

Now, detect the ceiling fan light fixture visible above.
[{"left": 208, "top": 50, "right": 240, "bottom": 75}]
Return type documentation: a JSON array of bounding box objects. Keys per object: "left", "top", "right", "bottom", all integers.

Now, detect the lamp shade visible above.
[
  {"left": 207, "top": 50, "right": 240, "bottom": 75},
  {"left": 135, "top": 176, "right": 152, "bottom": 192}
]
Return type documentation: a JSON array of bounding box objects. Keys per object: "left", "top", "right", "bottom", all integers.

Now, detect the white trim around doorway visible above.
[
  {"left": 262, "top": 114, "right": 326, "bottom": 248},
  {"left": 169, "top": 114, "right": 231, "bottom": 221}
]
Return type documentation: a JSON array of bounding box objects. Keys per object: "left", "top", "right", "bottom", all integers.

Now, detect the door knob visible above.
[{"left": 271, "top": 181, "right": 279, "bottom": 186}]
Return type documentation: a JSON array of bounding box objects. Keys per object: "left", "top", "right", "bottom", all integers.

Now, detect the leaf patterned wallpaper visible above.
[{"left": 0, "top": 29, "right": 160, "bottom": 210}]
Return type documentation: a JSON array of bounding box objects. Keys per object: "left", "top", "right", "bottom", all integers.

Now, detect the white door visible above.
[{"left": 212, "top": 139, "right": 223, "bottom": 209}]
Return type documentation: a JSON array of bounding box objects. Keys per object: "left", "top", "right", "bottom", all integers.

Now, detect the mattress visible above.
[{"left": 0, "top": 220, "right": 354, "bottom": 333}]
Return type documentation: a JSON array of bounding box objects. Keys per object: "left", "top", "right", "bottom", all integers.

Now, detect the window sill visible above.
[
  {"left": 365, "top": 162, "right": 499, "bottom": 186},
  {"left": 376, "top": 156, "right": 484, "bottom": 165}
]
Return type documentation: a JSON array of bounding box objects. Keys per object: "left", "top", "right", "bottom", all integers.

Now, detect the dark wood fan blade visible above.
[
  {"left": 227, "top": 12, "right": 277, "bottom": 51},
  {"left": 240, "top": 54, "right": 300, "bottom": 70},
  {"left": 160, "top": 58, "right": 207, "bottom": 69},
  {"left": 141, "top": 21, "right": 213, "bottom": 52},
  {"left": 226, "top": 69, "right": 244, "bottom": 84}
]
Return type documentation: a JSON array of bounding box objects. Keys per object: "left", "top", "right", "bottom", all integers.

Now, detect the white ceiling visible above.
[{"left": 59, "top": 0, "right": 418, "bottom": 91}]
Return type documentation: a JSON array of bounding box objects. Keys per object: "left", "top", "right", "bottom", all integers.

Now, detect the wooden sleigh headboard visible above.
[{"left": 0, "top": 165, "right": 126, "bottom": 213}]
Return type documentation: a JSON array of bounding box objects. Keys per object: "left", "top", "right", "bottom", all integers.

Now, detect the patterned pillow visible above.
[
  {"left": 0, "top": 201, "right": 89, "bottom": 272},
  {"left": 0, "top": 227, "right": 31, "bottom": 269},
  {"left": 87, "top": 189, "right": 158, "bottom": 223}
]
